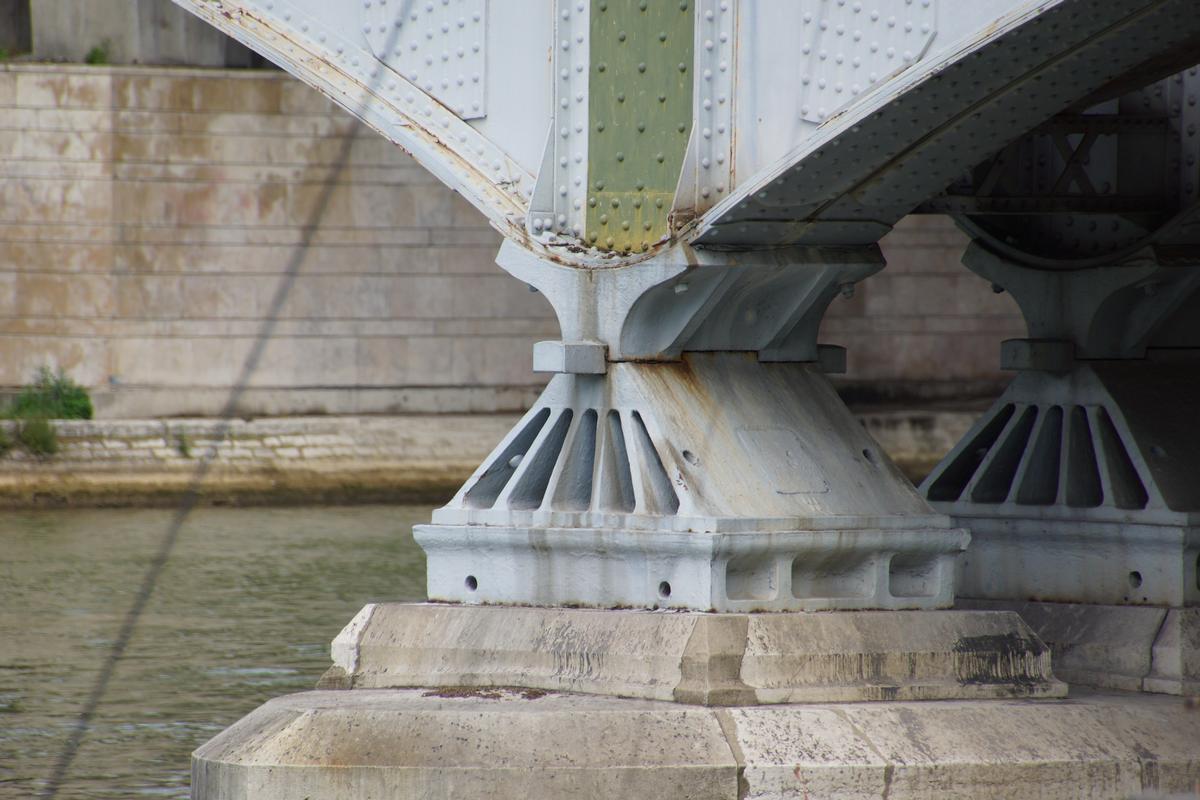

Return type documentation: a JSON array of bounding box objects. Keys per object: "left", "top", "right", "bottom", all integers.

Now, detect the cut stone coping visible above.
[
  {"left": 192, "top": 687, "right": 1200, "bottom": 800},
  {"left": 322, "top": 603, "right": 1066, "bottom": 704}
]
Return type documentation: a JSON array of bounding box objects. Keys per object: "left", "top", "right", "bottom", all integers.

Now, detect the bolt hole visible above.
[
  {"left": 862, "top": 448, "right": 876, "bottom": 464},
  {"left": 1128, "top": 571, "right": 1143, "bottom": 589},
  {"left": 658, "top": 581, "right": 672, "bottom": 598},
  {"left": 682, "top": 450, "right": 699, "bottom": 466},
  {"left": 465, "top": 575, "right": 478, "bottom": 591}
]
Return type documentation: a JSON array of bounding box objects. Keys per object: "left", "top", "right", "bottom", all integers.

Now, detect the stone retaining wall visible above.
[
  {"left": 0, "top": 414, "right": 517, "bottom": 507},
  {"left": 1, "top": 416, "right": 510, "bottom": 465},
  {"left": 0, "top": 63, "right": 555, "bottom": 418},
  {"left": 1, "top": 63, "right": 1023, "bottom": 419}
]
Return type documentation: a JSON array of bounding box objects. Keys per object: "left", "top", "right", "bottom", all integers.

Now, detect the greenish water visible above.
[{"left": 0, "top": 505, "right": 430, "bottom": 799}]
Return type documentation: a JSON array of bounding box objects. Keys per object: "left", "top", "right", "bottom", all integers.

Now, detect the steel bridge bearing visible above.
[
  {"left": 922, "top": 241, "right": 1200, "bottom": 694},
  {"left": 417, "top": 355, "right": 965, "bottom": 612}
]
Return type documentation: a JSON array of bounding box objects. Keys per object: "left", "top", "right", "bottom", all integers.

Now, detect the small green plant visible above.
[
  {"left": 84, "top": 40, "right": 110, "bottom": 65},
  {"left": 0, "top": 425, "right": 12, "bottom": 457},
  {"left": 16, "top": 418, "right": 58, "bottom": 457},
  {"left": 0, "top": 48, "right": 11, "bottom": 62},
  {"left": 176, "top": 432, "right": 192, "bottom": 459},
  {"left": 10, "top": 367, "right": 93, "bottom": 420}
]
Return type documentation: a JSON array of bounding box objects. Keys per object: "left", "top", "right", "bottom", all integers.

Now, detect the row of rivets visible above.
[
  {"left": 586, "top": 0, "right": 695, "bottom": 252},
  {"left": 528, "top": 0, "right": 591, "bottom": 240},
  {"left": 692, "top": 0, "right": 734, "bottom": 207},
  {"left": 363, "top": 0, "right": 487, "bottom": 120},
  {"left": 797, "top": 0, "right": 936, "bottom": 123},
  {"left": 274, "top": 0, "right": 537, "bottom": 209}
]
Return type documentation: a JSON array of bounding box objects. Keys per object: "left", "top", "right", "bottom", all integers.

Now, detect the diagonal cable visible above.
[
  {"left": 38, "top": 3, "right": 417, "bottom": 792},
  {"left": 38, "top": 121, "right": 357, "bottom": 800}
]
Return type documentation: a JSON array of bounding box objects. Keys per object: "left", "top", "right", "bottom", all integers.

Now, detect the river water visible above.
[{"left": 0, "top": 505, "right": 430, "bottom": 799}]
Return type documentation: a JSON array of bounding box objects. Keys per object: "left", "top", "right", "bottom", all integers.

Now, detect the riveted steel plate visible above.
[
  {"left": 586, "top": 0, "right": 694, "bottom": 253},
  {"left": 698, "top": 0, "right": 1200, "bottom": 248},
  {"left": 364, "top": 0, "right": 488, "bottom": 120},
  {"left": 677, "top": 0, "right": 735, "bottom": 217},
  {"left": 797, "top": 0, "right": 935, "bottom": 124},
  {"left": 174, "top": 0, "right": 1200, "bottom": 263},
  {"left": 527, "top": 0, "right": 591, "bottom": 240}
]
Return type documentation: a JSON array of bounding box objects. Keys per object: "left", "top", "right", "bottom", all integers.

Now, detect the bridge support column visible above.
[
  {"left": 193, "top": 243, "right": 1104, "bottom": 799},
  {"left": 373, "top": 241, "right": 1064, "bottom": 704},
  {"left": 416, "top": 241, "right": 979, "bottom": 612},
  {"left": 418, "top": 353, "right": 970, "bottom": 612},
  {"left": 922, "top": 242, "right": 1200, "bottom": 695}
]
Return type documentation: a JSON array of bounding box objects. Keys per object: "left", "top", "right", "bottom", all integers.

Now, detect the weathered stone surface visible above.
[
  {"left": 1147, "top": 608, "right": 1200, "bottom": 696},
  {"left": 0, "top": 414, "right": 518, "bottom": 508},
  {"left": 329, "top": 603, "right": 1064, "bottom": 704},
  {"left": 964, "top": 600, "right": 1200, "bottom": 696},
  {"left": 193, "top": 688, "right": 1200, "bottom": 800},
  {"left": 0, "top": 66, "right": 1021, "bottom": 419},
  {"left": 194, "top": 690, "right": 739, "bottom": 800},
  {"left": 0, "top": 63, "right": 553, "bottom": 419}
]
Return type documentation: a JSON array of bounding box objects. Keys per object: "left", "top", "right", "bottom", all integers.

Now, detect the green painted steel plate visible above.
[{"left": 587, "top": 0, "right": 695, "bottom": 253}]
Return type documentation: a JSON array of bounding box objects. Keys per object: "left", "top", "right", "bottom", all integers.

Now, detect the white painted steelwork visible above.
[
  {"left": 172, "top": 0, "right": 1200, "bottom": 616},
  {"left": 922, "top": 243, "right": 1200, "bottom": 609},
  {"left": 417, "top": 351, "right": 966, "bottom": 611},
  {"left": 170, "top": 0, "right": 1200, "bottom": 265},
  {"left": 362, "top": 0, "right": 488, "bottom": 120}
]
